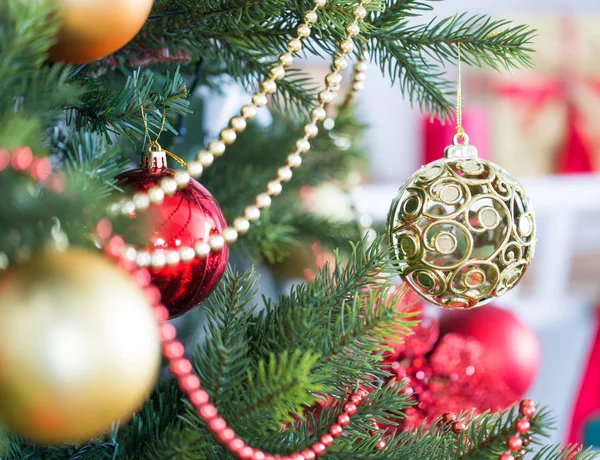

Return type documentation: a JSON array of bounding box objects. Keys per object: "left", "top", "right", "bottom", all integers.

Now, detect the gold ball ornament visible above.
[
  {"left": 0, "top": 249, "right": 160, "bottom": 444},
  {"left": 49, "top": 0, "right": 154, "bottom": 63},
  {"left": 387, "top": 134, "right": 536, "bottom": 309}
]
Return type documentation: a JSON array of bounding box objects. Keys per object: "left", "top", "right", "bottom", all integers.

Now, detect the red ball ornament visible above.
[
  {"left": 115, "top": 157, "right": 228, "bottom": 318},
  {"left": 439, "top": 306, "right": 540, "bottom": 396}
]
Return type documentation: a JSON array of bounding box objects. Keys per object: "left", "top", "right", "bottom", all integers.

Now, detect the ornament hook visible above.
[
  {"left": 455, "top": 41, "right": 466, "bottom": 139},
  {"left": 445, "top": 42, "right": 477, "bottom": 159}
]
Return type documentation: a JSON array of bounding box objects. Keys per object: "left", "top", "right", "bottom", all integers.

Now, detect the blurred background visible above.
[{"left": 202, "top": 0, "right": 600, "bottom": 449}]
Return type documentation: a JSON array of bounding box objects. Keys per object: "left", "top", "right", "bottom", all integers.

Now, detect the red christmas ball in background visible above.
[
  {"left": 115, "top": 167, "right": 228, "bottom": 318},
  {"left": 438, "top": 305, "right": 540, "bottom": 396}
]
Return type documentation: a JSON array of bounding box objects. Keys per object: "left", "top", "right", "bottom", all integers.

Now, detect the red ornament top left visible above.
[
  {"left": 115, "top": 148, "right": 229, "bottom": 318},
  {"left": 49, "top": 0, "right": 154, "bottom": 64}
]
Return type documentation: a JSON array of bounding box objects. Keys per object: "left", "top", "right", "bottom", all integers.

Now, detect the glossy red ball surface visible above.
[
  {"left": 115, "top": 168, "right": 228, "bottom": 318},
  {"left": 439, "top": 306, "right": 540, "bottom": 396}
]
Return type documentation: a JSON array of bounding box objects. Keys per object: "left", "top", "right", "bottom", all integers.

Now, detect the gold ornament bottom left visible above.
[{"left": 0, "top": 249, "right": 160, "bottom": 445}]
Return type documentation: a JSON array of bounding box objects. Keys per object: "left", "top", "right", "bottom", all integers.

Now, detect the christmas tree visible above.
[{"left": 0, "top": 0, "right": 595, "bottom": 459}]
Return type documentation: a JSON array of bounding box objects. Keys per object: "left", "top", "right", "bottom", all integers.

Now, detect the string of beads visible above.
[
  {"left": 111, "top": 0, "right": 372, "bottom": 271},
  {"left": 438, "top": 400, "right": 537, "bottom": 460},
  {"left": 0, "top": 149, "right": 541, "bottom": 459},
  {"left": 104, "top": 234, "right": 369, "bottom": 460}
]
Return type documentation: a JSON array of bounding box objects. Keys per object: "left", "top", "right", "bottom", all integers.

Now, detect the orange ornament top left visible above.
[{"left": 49, "top": 0, "right": 154, "bottom": 64}]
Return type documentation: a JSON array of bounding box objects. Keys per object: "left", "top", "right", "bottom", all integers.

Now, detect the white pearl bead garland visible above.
[
  {"left": 279, "top": 53, "right": 294, "bottom": 67},
  {"left": 266, "top": 180, "right": 283, "bottom": 196},
  {"left": 124, "top": 246, "right": 137, "bottom": 261},
  {"left": 148, "top": 186, "right": 165, "bottom": 205},
  {"left": 241, "top": 104, "right": 257, "bottom": 119},
  {"left": 133, "top": 193, "right": 150, "bottom": 211},
  {"left": 121, "top": 201, "right": 135, "bottom": 215},
  {"left": 303, "top": 123, "right": 319, "bottom": 138},
  {"left": 187, "top": 161, "right": 203, "bottom": 177},
  {"left": 255, "top": 193, "right": 272, "bottom": 209},
  {"left": 244, "top": 205, "right": 261, "bottom": 222},
  {"left": 208, "top": 235, "right": 225, "bottom": 252},
  {"left": 233, "top": 217, "right": 251, "bottom": 234},
  {"left": 178, "top": 1, "right": 327, "bottom": 185},
  {"left": 230, "top": 116, "right": 247, "bottom": 132},
  {"left": 194, "top": 241, "right": 210, "bottom": 258},
  {"left": 179, "top": 246, "right": 196, "bottom": 262},
  {"left": 222, "top": 227, "right": 239, "bottom": 244},
  {"left": 114, "top": 0, "right": 370, "bottom": 268},
  {"left": 220, "top": 128, "right": 237, "bottom": 145},
  {"left": 160, "top": 177, "right": 178, "bottom": 196},
  {"left": 151, "top": 252, "right": 167, "bottom": 268},
  {"left": 277, "top": 166, "right": 293, "bottom": 182},
  {"left": 174, "top": 171, "right": 190, "bottom": 189},
  {"left": 166, "top": 250, "right": 181, "bottom": 266},
  {"left": 287, "top": 153, "right": 303, "bottom": 168},
  {"left": 198, "top": 151, "right": 215, "bottom": 167},
  {"left": 136, "top": 250, "right": 151, "bottom": 267}
]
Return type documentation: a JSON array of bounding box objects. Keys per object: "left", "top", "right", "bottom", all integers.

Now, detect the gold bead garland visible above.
[
  {"left": 114, "top": 0, "right": 373, "bottom": 269},
  {"left": 112, "top": 0, "right": 329, "bottom": 220}
]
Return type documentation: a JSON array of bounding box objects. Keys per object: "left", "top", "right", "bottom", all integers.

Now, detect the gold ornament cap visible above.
[
  {"left": 444, "top": 132, "right": 478, "bottom": 160},
  {"left": 141, "top": 143, "right": 168, "bottom": 172}
]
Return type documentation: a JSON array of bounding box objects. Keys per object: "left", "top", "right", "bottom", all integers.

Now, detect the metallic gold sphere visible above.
[
  {"left": 0, "top": 249, "right": 160, "bottom": 444},
  {"left": 49, "top": 0, "right": 154, "bottom": 64},
  {"left": 387, "top": 137, "right": 536, "bottom": 309}
]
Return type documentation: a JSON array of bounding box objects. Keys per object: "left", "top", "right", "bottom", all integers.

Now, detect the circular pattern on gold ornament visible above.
[{"left": 387, "top": 157, "right": 536, "bottom": 309}]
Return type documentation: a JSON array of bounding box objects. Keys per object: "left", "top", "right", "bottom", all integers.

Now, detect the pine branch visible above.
[
  {"left": 72, "top": 68, "right": 190, "bottom": 145},
  {"left": 0, "top": 0, "right": 79, "bottom": 150},
  {"left": 51, "top": 129, "right": 130, "bottom": 198},
  {"left": 193, "top": 268, "right": 259, "bottom": 405},
  {"left": 218, "top": 350, "right": 325, "bottom": 428},
  {"left": 529, "top": 444, "right": 599, "bottom": 460},
  {"left": 116, "top": 383, "right": 187, "bottom": 459},
  {"left": 248, "top": 237, "right": 395, "bottom": 360},
  {"left": 135, "top": 426, "right": 212, "bottom": 460},
  {"left": 117, "top": 1, "right": 535, "bottom": 122},
  {"left": 393, "top": 14, "right": 536, "bottom": 70},
  {"left": 0, "top": 0, "right": 58, "bottom": 92}
]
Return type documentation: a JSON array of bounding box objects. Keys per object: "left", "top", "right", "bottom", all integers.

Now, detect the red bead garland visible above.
[
  {"left": 497, "top": 400, "right": 536, "bottom": 460},
  {"left": 106, "top": 237, "right": 538, "bottom": 460},
  {"left": 116, "top": 256, "right": 368, "bottom": 459},
  {"left": 433, "top": 402, "right": 536, "bottom": 460}
]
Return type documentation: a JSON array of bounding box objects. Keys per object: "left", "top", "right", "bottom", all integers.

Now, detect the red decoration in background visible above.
[
  {"left": 568, "top": 308, "right": 600, "bottom": 444},
  {"left": 557, "top": 105, "right": 593, "bottom": 173},
  {"left": 421, "top": 107, "right": 489, "bottom": 165},
  {"left": 493, "top": 18, "right": 598, "bottom": 174},
  {"left": 439, "top": 306, "right": 541, "bottom": 397},
  {"left": 115, "top": 168, "right": 228, "bottom": 318},
  {"left": 383, "top": 301, "right": 525, "bottom": 431}
]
